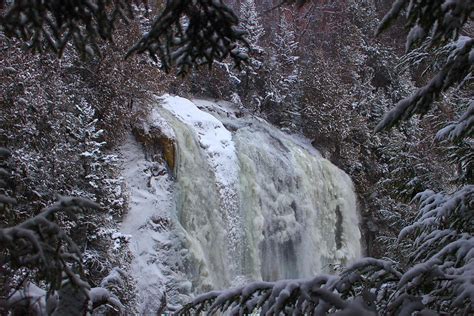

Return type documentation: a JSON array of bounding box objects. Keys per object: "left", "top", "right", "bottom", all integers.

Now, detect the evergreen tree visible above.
[
  {"left": 239, "top": 0, "right": 265, "bottom": 54},
  {"left": 0, "top": 0, "right": 248, "bottom": 74},
  {"left": 265, "top": 11, "right": 301, "bottom": 132},
  {"left": 235, "top": 0, "right": 266, "bottom": 109}
]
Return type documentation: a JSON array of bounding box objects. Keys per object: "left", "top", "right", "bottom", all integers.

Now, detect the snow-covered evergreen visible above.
[
  {"left": 1, "top": 0, "right": 473, "bottom": 314},
  {"left": 265, "top": 11, "right": 302, "bottom": 132}
]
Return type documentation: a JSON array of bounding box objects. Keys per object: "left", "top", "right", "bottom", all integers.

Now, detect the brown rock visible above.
[{"left": 132, "top": 124, "right": 176, "bottom": 173}]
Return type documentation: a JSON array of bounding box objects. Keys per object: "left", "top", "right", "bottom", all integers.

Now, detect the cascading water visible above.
[{"left": 121, "top": 95, "right": 361, "bottom": 311}]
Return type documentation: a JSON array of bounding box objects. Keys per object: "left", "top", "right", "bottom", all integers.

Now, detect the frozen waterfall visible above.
[{"left": 121, "top": 95, "right": 361, "bottom": 311}]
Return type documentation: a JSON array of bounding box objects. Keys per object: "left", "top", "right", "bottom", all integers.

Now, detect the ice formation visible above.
[{"left": 120, "top": 95, "right": 361, "bottom": 311}]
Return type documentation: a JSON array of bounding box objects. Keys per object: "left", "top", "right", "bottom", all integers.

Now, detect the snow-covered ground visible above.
[{"left": 119, "top": 132, "right": 177, "bottom": 313}]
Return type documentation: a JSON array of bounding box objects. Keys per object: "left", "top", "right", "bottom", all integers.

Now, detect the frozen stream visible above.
[{"left": 120, "top": 95, "right": 361, "bottom": 312}]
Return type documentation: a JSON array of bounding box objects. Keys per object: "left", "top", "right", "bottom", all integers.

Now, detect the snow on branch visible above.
[
  {"left": 0, "top": 0, "right": 133, "bottom": 58},
  {"left": 176, "top": 276, "right": 350, "bottom": 315},
  {"left": 399, "top": 186, "right": 473, "bottom": 244},
  {"left": 0, "top": 196, "right": 101, "bottom": 294},
  {"left": 376, "top": 1, "right": 473, "bottom": 133},
  {"left": 375, "top": 36, "right": 473, "bottom": 132},
  {"left": 1, "top": 194, "right": 128, "bottom": 314},
  {"left": 176, "top": 258, "right": 402, "bottom": 315},
  {"left": 6, "top": 282, "right": 47, "bottom": 315},
  {"left": 90, "top": 287, "right": 124, "bottom": 312},
  {"left": 389, "top": 186, "right": 474, "bottom": 313},
  {"left": 436, "top": 100, "right": 474, "bottom": 142},
  {"left": 127, "top": 0, "right": 248, "bottom": 75},
  {"left": 377, "top": 0, "right": 474, "bottom": 50},
  {"left": 392, "top": 236, "right": 474, "bottom": 313}
]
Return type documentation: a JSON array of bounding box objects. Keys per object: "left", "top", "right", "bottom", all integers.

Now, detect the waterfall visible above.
[{"left": 121, "top": 95, "right": 361, "bottom": 310}]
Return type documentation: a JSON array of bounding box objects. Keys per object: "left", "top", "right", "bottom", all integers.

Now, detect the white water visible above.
[{"left": 120, "top": 95, "right": 361, "bottom": 311}]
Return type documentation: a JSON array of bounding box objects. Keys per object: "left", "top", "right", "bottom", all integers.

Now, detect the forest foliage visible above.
[{"left": 0, "top": 0, "right": 473, "bottom": 315}]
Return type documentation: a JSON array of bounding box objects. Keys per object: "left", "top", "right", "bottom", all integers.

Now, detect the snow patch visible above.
[
  {"left": 119, "top": 133, "right": 175, "bottom": 313},
  {"left": 160, "top": 95, "right": 239, "bottom": 187}
]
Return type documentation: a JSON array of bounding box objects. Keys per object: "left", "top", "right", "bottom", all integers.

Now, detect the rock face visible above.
[
  {"left": 121, "top": 107, "right": 188, "bottom": 314},
  {"left": 132, "top": 115, "right": 176, "bottom": 173}
]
